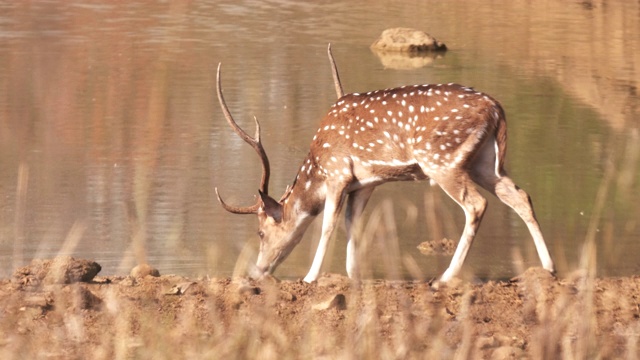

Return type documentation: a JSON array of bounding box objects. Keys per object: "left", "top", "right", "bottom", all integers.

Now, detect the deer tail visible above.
[{"left": 494, "top": 104, "right": 508, "bottom": 177}]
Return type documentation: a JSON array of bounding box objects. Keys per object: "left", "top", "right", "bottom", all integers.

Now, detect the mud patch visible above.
[
  {"left": 1, "top": 259, "right": 639, "bottom": 359},
  {"left": 417, "top": 238, "right": 457, "bottom": 255}
]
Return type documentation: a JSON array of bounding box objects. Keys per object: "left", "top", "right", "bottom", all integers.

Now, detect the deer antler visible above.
[
  {"left": 275, "top": 45, "right": 342, "bottom": 206},
  {"left": 327, "top": 43, "right": 344, "bottom": 98},
  {"left": 215, "top": 63, "right": 271, "bottom": 214}
]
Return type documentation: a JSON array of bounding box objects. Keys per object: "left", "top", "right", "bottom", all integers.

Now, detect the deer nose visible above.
[{"left": 249, "top": 262, "right": 272, "bottom": 280}]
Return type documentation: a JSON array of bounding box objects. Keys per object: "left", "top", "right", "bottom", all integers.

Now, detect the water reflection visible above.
[{"left": 0, "top": 0, "right": 638, "bottom": 279}]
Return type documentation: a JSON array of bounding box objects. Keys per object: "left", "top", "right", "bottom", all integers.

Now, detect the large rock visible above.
[
  {"left": 371, "top": 51, "right": 442, "bottom": 70},
  {"left": 13, "top": 256, "right": 102, "bottom": 287},
  {"left": 371, "top": 28, "right": 447, "bottom": 53}
]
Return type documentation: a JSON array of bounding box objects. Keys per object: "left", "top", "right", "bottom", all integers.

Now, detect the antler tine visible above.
[
  {"left": 215, "top": 187, "right": 260, "bottom": 214},
  {"left": 216, "top": 63, "right": 272, "bottom": 214},
  {"left": 327, "top": 43, "right": 344, "bottom": 98}
]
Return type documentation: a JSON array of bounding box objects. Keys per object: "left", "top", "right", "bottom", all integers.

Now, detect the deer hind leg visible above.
[
  {"left": 303, "top": 187, "right": 347, "bottom": 283},
  {"left": 345, "top": 186, "right": 375, "bottom": 278},
  {"left": 469, "top": 139, "right": 555, "bottom": 273},
  {"left": 435, "top": 171, "right": 488, "bottom": 282}
]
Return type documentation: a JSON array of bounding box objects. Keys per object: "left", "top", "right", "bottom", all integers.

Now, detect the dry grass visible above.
[
  {"left": 2, "top": 132, "right": 639, "bottom": 359},
  {"left": 1, "top": 227, "right": 639, "bottom": 360}
]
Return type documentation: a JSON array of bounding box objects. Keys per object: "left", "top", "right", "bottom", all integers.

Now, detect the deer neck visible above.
[{"left": 281, "top": 153, "right": 328, "bottom": 224}]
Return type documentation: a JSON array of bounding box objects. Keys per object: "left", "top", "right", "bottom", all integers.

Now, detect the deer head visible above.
[
  {"left": 215, "top": 64, "right": 292, "bottom": 276},
  {"left": 215, "top": 45, "right": 345, "bottom": 278}
]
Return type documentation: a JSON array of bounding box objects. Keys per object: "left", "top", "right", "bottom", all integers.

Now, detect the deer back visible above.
[{"left": 308, "top": 84, "right": 505, "bottom": 184}]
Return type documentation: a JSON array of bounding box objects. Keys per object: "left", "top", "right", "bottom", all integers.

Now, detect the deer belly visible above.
[{"left": 349, "top": 160, "right": 428, "bottom": 190}]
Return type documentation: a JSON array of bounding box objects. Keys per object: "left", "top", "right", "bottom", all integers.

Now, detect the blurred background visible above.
[{"left": 0, "top": 0, "right": 638, "bottom": 280}]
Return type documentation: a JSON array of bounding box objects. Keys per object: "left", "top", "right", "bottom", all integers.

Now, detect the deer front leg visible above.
[
  {"left": 303, "top": 188, "right": 346, "bottom": 283},
  {"left": 345, "top": 187, "right": 375, "bottom": 279}
]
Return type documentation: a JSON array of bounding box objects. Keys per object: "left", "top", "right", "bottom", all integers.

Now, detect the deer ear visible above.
[{"left": 258, "top": 190, "right": 283, "bottom": 222}]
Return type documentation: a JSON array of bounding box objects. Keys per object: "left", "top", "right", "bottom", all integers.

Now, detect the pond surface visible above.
[{"left": 1, "top": 0, "right": 639, "bottom": 280}]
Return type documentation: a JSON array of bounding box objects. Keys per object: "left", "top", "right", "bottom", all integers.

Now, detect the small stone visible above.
[
  {"left": 166, "top": 282, "right": 195, "bottom": 295},
  {"left": 280, "top": 291, "right": 296, "bottom": 302},
  {"left": 120, "top": 277, "right": 137, "bottom": 287},
  {"left": 91, "top": 276, "right": 111, "bottom": 284},
  {"left": 476, "top": 335, "right": 499, "bottom": 350},
  {"left": 312, "top": 294, "right": 347, "bottom": 311},
  {"left": 130, "top": 264, "right": 160, "bottom": 278},
  {"left": 418, "top": 238, "right": 456, "bottom": 256},
  {"left": 237, "top": 284, "right": 261, "bottom": 296}
]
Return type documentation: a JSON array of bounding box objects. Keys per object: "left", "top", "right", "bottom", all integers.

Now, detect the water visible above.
[{"left": 1, "top": 0, "right": 639, "bottom": 280}]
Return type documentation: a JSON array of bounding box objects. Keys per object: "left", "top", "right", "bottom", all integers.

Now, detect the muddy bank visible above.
[{"left": 1, "top": 258, "right": 639, "bottom": 359}]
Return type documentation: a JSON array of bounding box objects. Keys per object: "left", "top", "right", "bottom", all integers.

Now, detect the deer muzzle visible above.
[{"left": 252, "top": 253, "right": 277, "bottom": 280}]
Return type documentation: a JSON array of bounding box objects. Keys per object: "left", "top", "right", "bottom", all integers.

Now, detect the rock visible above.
[
  {"left": 476, "top": 335, "right": 500, "bottom": 350},
  {"left": 49, "top": 257, "right": 101, "bottom": 284},
  {"left": 237, "top": 284, "right": 261, "bottom": 296},
  {"left": 371, "top": 51, "right": 442, "bottom": 70},
  {"left": 371, "top": 28, "right": 447, "bottom": 53},
  {"left": 232, "top": 278, "right": 261, "bottom": 296},
  {"left": 13, "top": 257, "right": 101, "bottom": 287},
  {"left": 165, "top": 282, "right": 196, "bottom": 295},
  {"left": 120, "top": 276, "right": 137, "bottom": 287},
  {"left": 312, "top": 294, "right": 347, "bottom": 311},
  {"left": 418, "top": 238, "right": 457, "bottom": 256},
  {"left": 91, "top": 276, "right": 111, "bottom": 284},
  {"left": 130, "top": 263, "right": 160, "bottom": 278},
  {"left": 280, "top": 291, "right": 297, "bottom": 302}
]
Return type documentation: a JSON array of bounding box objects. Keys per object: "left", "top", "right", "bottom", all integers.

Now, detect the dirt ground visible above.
[{"left": 1, "top": 257, "right": 640, "bottom": 359}]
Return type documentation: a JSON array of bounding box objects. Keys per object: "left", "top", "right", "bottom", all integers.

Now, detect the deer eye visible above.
[{"left": 257, "top": 230, "right": 265, "bottom": 239}]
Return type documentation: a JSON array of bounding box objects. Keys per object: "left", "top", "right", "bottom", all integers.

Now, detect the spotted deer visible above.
[{"left": 216, "top": 46, "right": 555, "bottom": 283}]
